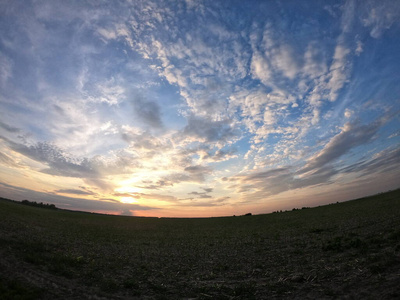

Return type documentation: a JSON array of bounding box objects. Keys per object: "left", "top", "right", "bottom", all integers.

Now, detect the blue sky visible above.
[{"left": 0, "top": 0, "right": 399, "bottom": 217}]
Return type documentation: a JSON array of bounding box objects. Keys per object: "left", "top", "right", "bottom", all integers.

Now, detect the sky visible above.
[{"left": 0, "top": 0, "right": 399, "bottom": 217}]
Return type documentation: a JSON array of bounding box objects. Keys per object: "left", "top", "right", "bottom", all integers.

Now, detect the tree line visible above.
[{"left": 21, "top": 199, "right": 57, "bottom": 209}]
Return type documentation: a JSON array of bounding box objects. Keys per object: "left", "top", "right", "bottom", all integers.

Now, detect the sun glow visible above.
[
  {"left": 120, "top": 197, "right": 138, "bottom": 204},
  {"left": 115, "top": 185, "right": 142, "bottom": 194}
]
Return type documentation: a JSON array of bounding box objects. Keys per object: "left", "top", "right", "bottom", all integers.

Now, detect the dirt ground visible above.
[{"left": 1, "top": 191, "right": 400, "bottom": 299}]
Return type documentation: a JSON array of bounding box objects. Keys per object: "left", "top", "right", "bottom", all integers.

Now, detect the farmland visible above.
[{"left": 0, "top": 190, "right": 399, "bottom": 299}]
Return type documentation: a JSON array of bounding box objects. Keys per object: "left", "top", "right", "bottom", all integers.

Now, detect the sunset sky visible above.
[{"left": 1, "top": 0, "right": 399, "bottom": 217}]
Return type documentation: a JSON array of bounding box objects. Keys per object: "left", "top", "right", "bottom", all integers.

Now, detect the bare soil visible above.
[{"left": 1, "top": 190, "right": 399, "bottom": 299}]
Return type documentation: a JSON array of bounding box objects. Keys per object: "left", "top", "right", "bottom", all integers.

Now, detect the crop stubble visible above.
[{"left": 0, "top": 190, "right": 399, "bottom": 299}]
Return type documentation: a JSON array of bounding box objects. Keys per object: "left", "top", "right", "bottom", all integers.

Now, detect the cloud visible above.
[
  {"left": 303, "top": 41, "right": 328, "bottom": 78},
  {"left": 388, "top": 131, "right": 400, "bottom": 139},
  {"left": 301, "top": 120, "right": 383, "bottom": 174},
  {"left": 182, "top": 145, "right": 237, "bottom": 163},
  {"left": 176, "top": 195, "right": 230, "bottom": 207},
  {"left": 361, "top": 0, "right": 400, "bottom": 38},
  {"left": 238, "top": 168, "right": 290, "bottom": 183},
  {"left": 115, "top": 191, "right": 178, "bottom": 204},
  {"left": 1, "top": 137, "right": 140, "bottom": 191},
  {"left": 250, "top": 51, "right": 272, "bottom": 86},
  {"left": 55, "top": 189, "right": 95, "bottom": 195},
  {"left": 182, "top": 164, "right": 212, "bottom": 182},
  {"left": 226, "top": 163, "right": 338, "bottom": 200},
  {"left": 227, "top": 167, "right": 293, "bottom": 197},
  {"left": 271, "top": 44, "right": 300, "bottom": 80},
  {"left": 0, "top": 53, "right": 13, "bottom": 87},
  {"left": 344, "top": 108, "right": 353, "bottom": 118},
  {"left": 184, "top": 165, "right": 212, "bottom": 174},
  {"left": 122, "top": 128, "right": 170, "bottom": 152},
  {"left": 188, "top": 191, "right": 212, "bottom": 199},
  {"left": 132, "top": 96, "right": 163, "bottom": 129},
  {"left": 5, "top": 140, "right": 96, "bottom": 177},
  {"left": 0, "top": 121, "right": 20, "bottom": 133},
  {"left": 340, "top": 147, "right": 400, "bottom": 176},
  {"left": 203, "top": 148, "right": 237, "bottom": 162},
  {"left": 138, "top": 164, "right": 213, "bottom": 189},
  {"left": 201, "top": 187, "right": 213, "bottom": 193},
  {"left": 187, "top": 186, "right": 214, "bottom": 199},
  {"left": 119, "top": 1, "right": 249, "bottom": 122},
  {"left": 327, "top": 44, "right": 351, "bottom": 102},
  {"left": 0, "top": 181, "right": 154, "bottom": 213},
  {"left": 92, "top": 80, "right": 126, "bottom": 105},
  {"left": 182, "top": 115, "right": 239, "bottom": 143},
  {"left": 225, "top": 115, "right": 390, "bottom": 199},
  {"left": 355, "top": 40, "right": 363, "bottom": 55},
  {"left": 0, "top": 151, "right": 20, "bottom": 168},
  {"left": 250, "top": 24, "right": 301, "bottom": 84},
  {"left": 228, "top": 88, "right": 296, "bottom": 143}
]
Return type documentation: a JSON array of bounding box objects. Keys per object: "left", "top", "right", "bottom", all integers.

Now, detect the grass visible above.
[{"left": 0, "top": 190, "right": 399, "bottom": 299}]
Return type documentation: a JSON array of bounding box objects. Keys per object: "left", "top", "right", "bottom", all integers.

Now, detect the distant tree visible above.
[{"left": 20, "top": 199, "right": 57, "bottom": 209}]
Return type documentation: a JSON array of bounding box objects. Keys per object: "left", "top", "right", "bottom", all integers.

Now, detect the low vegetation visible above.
[{"left": 0, "top": 190, "right": 399, "bottom": 299}]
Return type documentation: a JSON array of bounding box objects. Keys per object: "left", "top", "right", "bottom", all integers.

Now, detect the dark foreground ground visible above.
[{"left": 1, "top": 190, "right": 399, "bottom": 299}]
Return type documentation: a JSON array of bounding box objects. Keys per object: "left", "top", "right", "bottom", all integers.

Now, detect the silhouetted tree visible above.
[{"left": 20, "top": 200, "right": 57, "bottom": 209}]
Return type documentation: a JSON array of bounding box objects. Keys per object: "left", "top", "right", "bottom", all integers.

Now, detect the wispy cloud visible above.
[
  {"left": 300, "top": 119, "right": 383, "bottom": 174},
  {"left": 360, "top": 0, "right": 400, "bottom": 38},
  {"left": 1, "top": 136, "right": 140, "bottom": 191},
  {"left": 56, "top": 189, "right": 95, "bottom": 195},
  {"left": 225, "top": 115, "right": 392, "bottom": 200},
  {"left": 0, "top": 121, "right": 20, "bottom": 133}
]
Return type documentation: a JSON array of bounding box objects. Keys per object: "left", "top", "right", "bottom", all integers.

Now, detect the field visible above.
[{"left": 1, "top": 190, "right": 399, "bottom": 299}]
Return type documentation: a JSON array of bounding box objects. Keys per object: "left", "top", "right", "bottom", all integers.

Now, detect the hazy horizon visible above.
[{"left": 1, "top": 0, "right": 399, "bottom": 217}]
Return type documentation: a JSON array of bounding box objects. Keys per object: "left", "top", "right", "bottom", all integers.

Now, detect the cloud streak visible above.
[{"left": 300, "top": 120, "right": 383, "bottom": 174}]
